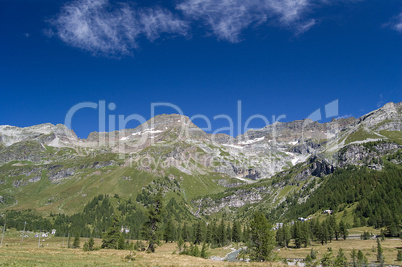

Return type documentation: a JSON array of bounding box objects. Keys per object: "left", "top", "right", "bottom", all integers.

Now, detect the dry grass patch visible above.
[
  {"left": 0, "top": 236, "right": 285, "bottom": 266},
  {"left": 277, "top": 238, "right": 402, "bottom": 265}
]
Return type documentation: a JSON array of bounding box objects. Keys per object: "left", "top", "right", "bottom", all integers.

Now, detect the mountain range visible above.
[{"left": 0, "top": 102, "right": 401, "bottom": 221}]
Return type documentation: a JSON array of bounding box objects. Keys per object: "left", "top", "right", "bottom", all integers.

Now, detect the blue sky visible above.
[{"left": 0, "top": 0, "right": 401, "bottom": 138}]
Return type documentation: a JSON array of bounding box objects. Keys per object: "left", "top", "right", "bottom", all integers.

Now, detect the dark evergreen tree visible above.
[
  {"left": 321, "top": 248, "right": 334, "bottom": 267},
  {"left": 72, "top": 235, "right": 80, "bottom": 248},
  {"left": 242, "top": 225, "right": 250, "bottom": 243},
  {"left": 218, "top": 217, "right": 226, "bottom": 247},
  {"left": 88, "top": 237, "right": 95, "bottom": 251},
  {"left": 177, "top": 237, "right": 184, "bottom": 252},
  {"left": 357, "top": 250, "right": 368, "bottom": 267},
  {"left": 164, "top": 219, "right": 175, "bottom": 243},
  {"left": 310, "top": 248, "right": 317, "bottom": 260},
  {"left": 118, "top": 234, "right": 125, "bottom": 250},
  {"left": 377, "top": 238, "right": 385, "bottom": 265},
  {"left": 276, "top": 226, "right": 285, "bottom": 247},
  {"left": 293, "top": 222, "right": 303, "bottom": 248},
  {"left": 249, "top": 212, "right": 275, "bottom": 262},
  {"left": 328, "top": 215, "right": 339, "bottom": 241},
  {"left": 335, "top": 248, "right": 347, "bottom": 267},
  {"left": 351, "top": 249, "right": 357, "bottom": 267},
  {"left": 182, "top": 222, "right": 190, "bottom": 242},
  {"left": 226, "top": 223, "right": 232, "bottom": 243},
  {"left": 339, "top": 220, "right": 348, "bottom": 240},
  {"left": 194, "top": 221, "right": 203, "bottom": 244},
  {"left": 200, "top": 242, "right": 208, "bottom": 258},
  {"left": 232, "top": 221, "right": 241, "bottom": 243},
  {"left": 143, "top": 190, "right": 163, "bottom": 253},
  {"left": 101, "top": 216, "right": 121, "bottom": 249},
  {"left": 397, "top": 250, "right": 402, "bottom": 261}
]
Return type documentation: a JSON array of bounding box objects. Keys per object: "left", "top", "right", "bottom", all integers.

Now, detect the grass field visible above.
[
  {"left": 278, "top": 238, "right": 402, "bottom": 265},
  {"left": 0, "top": 235, "right": 282, "bottom": 267},
  {"left": 0, "top": 234, "right": 401, "bottom": 266}
]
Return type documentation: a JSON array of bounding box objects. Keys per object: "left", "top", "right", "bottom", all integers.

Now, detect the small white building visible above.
[
  {"left": 51, "top": 229, "right": 56, "bottom": 235},
  {"left": 324, "top": 210, "right": 333, "bottom": 214},
  {"left": 121, "top": 227, "right": 129, "bottom": 234}
]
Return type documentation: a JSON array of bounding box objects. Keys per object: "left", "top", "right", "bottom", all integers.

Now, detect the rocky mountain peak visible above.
[{"left": 0, "top": 123, "right": 78, "bottom": 147}]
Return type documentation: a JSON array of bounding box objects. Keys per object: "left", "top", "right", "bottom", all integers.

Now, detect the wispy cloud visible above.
[
  {"left": 391, "top": 12, "right": 402, "bottom": 33},
  {"left": 377, "top": 93, "right": 384, "bottom": 108},
  {"left": 176, "top": 0, "right": 315, "bottom": 42},
  {"left": 48, "top": 0, "right": 367, "bottom": 57},
  {"left": 49, "top": 0, "right": 189, "bottom": 56}
]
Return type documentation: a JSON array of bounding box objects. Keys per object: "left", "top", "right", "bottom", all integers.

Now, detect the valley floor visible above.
[
  {"left": 0, "top": 235, "right": 401, "bottom": 266},
  {"left": 278, "top": 238, "right": 402, "bottom": 265},
  {"left": 0, "top": 236, "right": 280, "bottom": 267}
]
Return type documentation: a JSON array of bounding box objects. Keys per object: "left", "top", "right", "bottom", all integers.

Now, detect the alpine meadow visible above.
[{"left": 0, "top": 0, "right": 401, "bottom": 266}]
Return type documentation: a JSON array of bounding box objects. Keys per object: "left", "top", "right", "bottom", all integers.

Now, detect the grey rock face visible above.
[
  {"left": 47, "top": 167, "right": 76, "bottom": 183},
  {"left": 193, "top": 186, "right": 272, "bottom": 215},
  {"left": 0, "top": 102, "right": 400, "bottom": 187}
]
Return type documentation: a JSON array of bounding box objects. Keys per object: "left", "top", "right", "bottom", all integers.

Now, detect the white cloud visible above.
[
  {"left": 392, "top": 13, "right": 402, "bottom": 33},
  {"left": 48, "top": 0, "right": 367, "bottom": 56},
  {"left": 50, "top": 0, "right": 189, "bottom": 56},
  {"left": 176, "top": 0, "right": 315, "bottom": 42}
]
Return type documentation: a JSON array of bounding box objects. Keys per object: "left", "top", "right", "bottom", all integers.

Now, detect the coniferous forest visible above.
[{"left": 1, "top": 163, "right": 401, "bottom": 263}]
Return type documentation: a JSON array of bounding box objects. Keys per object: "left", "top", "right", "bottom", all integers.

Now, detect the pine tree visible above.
[
  {"left": 232, "top": 221, "right": 241, "bottom": 243},
  {"left": 357, "top": 250, "right": 368, "bottom": 267},
  {"left": 182, "top": 243, "right": 188, "bottom": 255},
  {"left": 218, "top": 217, "right": 226, "bottom": 247},
  {"left": 380, "top": 229, "right": 385, "bottom": 241},
  {"left": 397, "top": 250, "right": 402, "bottom": 261},
  {"left": 305, "top": 254, "right": 313, "bottom": 266},
  {"left": 329, "top": 216, "right": 339, "bottom": 241},
  {"left": 83, "top": 241, "right": 89, "bottom": 251},
  {"left": 326, "top": 218, "right": 334, "bottom": 242},
  {"left": 164, "top": 219, "right": 174, "bottom": 243},
  {"left": 191, "top": 244, "right": 200, "bottom": 257},
  {"left": 226, "top": 223, "right": 232, "bottom": 243},
  {"left": 321, "top": 248, "right": 334, "bottom": 267},
  {"left": 177, "top": 237, "right": 184, "bottom": 252},
  {"left": 318, "top": 221, "right": 328, "bottom": 245},
  {"left": 284, "top": 226, "right": 291, "bottom": 247},
  {"left": 310, "top": 248, "right": 317, "bottom": 260},
  {"left": 88, "top": 237, "right": 95, "bottom": 251},
  {"left": 294, "top": 222, "right": 303, "bottom": 248},
  {"left": 118, "top": 234, "right": 125, "bottom": 250},
  {"left": 200, "top": 242, "right": 208, "bottom": 258},
  {"left": 205, "top": 224, "right": 212, "bottom": 244},
  {"left": 143, "top": 190, "right": 163, "bottom": 253},
  {"left": 242, "top": 225, "right": 249, "bottom": 243},
  {"left": 377, "top": 238, "right": 385, "bottom": 265},
  {"left": 353, "top": 214, "right": 361, "bottom": 228},
  {"left": 72, "top": 235, "right": 80, "bottom": 248},
  {"left": 276, "top": 226, "right": 285, "bottom": 247},
  {"left": 339, "top": 220, "right": 348, "bottom": 240},
  {"left": 210, "top": 221, "right": 218, "bottom": 245},
  {"left": 194, "top": 221, "right": 203, "bottom": 244},
  {"left": 301, "top": 222, "right": 311, "bottom": 247},
  {"left": 182, "top": 222, "right": 190, "bottom": 242},
  {"left": 335, "top": 248, "right": 347, "bottom": 267},
  {"left": 249, "top": 212, "right": 275, "bottom": 262},
  {"left": 101, "top": 216, "right": 120, "bottom": 249},
  {"left": 67, "top": 233, "right": 71, "bottom": 248},
  {"left": 351, "top": 249, "right": 357, "bottom": 267}
]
